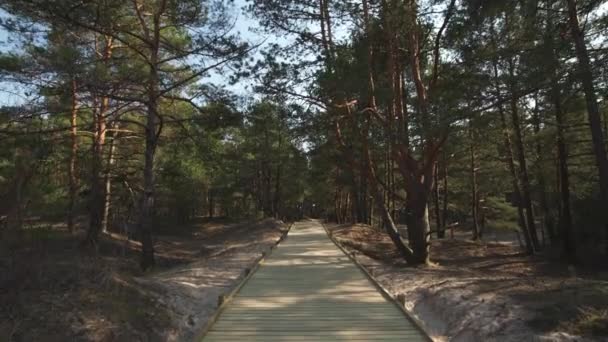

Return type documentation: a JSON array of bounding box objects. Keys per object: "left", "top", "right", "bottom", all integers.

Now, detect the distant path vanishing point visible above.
[{"left": 201, "top": 220, "right": 429, "bottom": 342}]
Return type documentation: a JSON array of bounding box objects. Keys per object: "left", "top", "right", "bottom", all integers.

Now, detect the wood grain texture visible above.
[{"left": 201, "top": 220, "right": 429, "bottom": 342}]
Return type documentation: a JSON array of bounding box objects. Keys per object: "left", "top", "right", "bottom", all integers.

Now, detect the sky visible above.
[
  {"left": 1, "top": 1, "right": 606, "bottom": 108},
  {"left": 0, "top": 1, "right": 272, "bottom": 107}
]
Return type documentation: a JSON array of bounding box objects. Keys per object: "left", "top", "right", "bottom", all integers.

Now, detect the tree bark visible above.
[
  {"left": 564, "top": 0, "right": 608, "bottom": 201},
  {"left": 433, "top": 161, "right": 442, "bottom": 239},
  {"left": 137, "top": 3, "right": 168, "bottom": 270},
  {"left": 564, "top": 0, "right": 608, "bottom": 255},
  {"left": 274, "top": 162, "right": 282, "bottom": 218},
  {"left": 86, "top": 94, "right": 108, "bottom": 243},
  {"left": 546, "top": 13, "right": 576, "bottom": 257},
  {"left": 208, "top": 189, "right": 214, "bottom": 218},
  {"left": 101, "top": 126, "right": 117, "bottom": 233},
  {"left": 553, "top": 81, "right": 576, "bottom": 259},
  {"left": 532, "top": 98, "right": 553, "bottom": 244},
  {"left": 492, "top": 60, "right": 534, "bottom": 254},
  {"left": 139, "top": 65, "right": 159, "bottom": 270},
  {"left": 508, "top": 59, "right": 541, "bottom": 252},
  {"left": 469, "top": 120, "right": 480, "bottom": 240},
  {"left": 86, "top": 36, "right": 112, "bottom": 245},
  {"left": 404, "top": 185, "right": 431, "bottom": 264},
  {"left": 67, "top": 79, "right": 78, "bottom": 233},
  {"left": 440, "top": 152, "right": 448, "bottom": 239}
]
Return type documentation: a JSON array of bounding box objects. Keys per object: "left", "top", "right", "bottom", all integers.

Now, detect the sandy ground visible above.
[
  {"left": 0, "top": 218, "right": 289, "bottom": 342},
  {"left": 326, "top": 223, "right": 608, "bottom": 342},
  {"left": 140, "top": 219, "right": 290, "bottom": 341}
]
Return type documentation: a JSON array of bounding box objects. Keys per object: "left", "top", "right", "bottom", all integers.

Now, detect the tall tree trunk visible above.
[
  {"left": 86, "top": 36, "right": 112, "bottom": 245},
  {"left": 274, "top": 163, "right": 282, "bottom": 218},
  {"left": 553, "top": 82, "right": 576, "bottom": 259},
  {"left": 440, "top": 152, "right": 448, "bottom": 239},
  {"left": 546, "top": 10, "right": 576, "bottom": 256},
  {"left": 532, "top": 99, "right": 554, "bottom": 244},
  {"left": 404, "top": 185, "right": 431, "bottom": 264},
  {"left": 361, "top": 120, "right": 416, "bottom": 262},
  {"left": 469, "top": 120, "right": 480, "bottom": 240},
  {"left": 564, "top": 0, "right": 608, "bottom": 254},
  {"left": 86, "top": 95, "right": 108, "bottom": 243},
  {"left": 493, "top": 60, "right": 533, "bottom": 254},
  {"left": 208, "top": 189, "right": 214, "bottom": 218},
  {"left": 67, "top": 79, "right": 78, "bottom": 233},
  {"left": 334, "top": 175, "right": 341, "bottom": 223},
  {"left": 391, "top": 0, "right": 454, "bottom": 264},
  {"left": 564, "top": 0, "right": 608, "bottom": 201},
  {"left": 101, "top": 126, "right": 117, "bottom": 233},
  {"left": 433, "top": 161, "right": 442, "bottom": 238},
  {"left": 508, "top": 59, "right": 541, "bottom": 252},
  {"left": 139, "top": 70, "right": 159, "bottom": 270},
  {"left": 137, "top": 8, "right": 166, "bottom": 270}
]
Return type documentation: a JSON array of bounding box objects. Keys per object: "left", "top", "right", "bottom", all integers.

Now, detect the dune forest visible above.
[{"left": 1, "top": 0, "right": 608, "bottom": 341}]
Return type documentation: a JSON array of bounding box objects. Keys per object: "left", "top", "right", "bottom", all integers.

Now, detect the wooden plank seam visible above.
[
  {"left": 194, "top": 222, "right": 294, "bottom": 341},
  {"left": 319, "top": 220, "right": 434, "bottom": 341}
]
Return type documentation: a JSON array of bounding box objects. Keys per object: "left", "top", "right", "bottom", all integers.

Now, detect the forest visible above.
[{"left": 0, "top": 0, "right": 607, "bottom": 341}]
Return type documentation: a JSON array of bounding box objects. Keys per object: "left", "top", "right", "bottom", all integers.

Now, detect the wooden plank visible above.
[{"left": 199, "top": 220, "right": 430, "bottom": 341}]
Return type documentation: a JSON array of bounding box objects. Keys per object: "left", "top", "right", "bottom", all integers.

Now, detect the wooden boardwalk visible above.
[{"left": 201, "top": 220, "right": 429, "bottom": 341}]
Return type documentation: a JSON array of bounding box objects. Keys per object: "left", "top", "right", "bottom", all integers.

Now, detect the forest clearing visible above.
[{"left": 1, "top": 0, "right": 608, "bottom": 341}]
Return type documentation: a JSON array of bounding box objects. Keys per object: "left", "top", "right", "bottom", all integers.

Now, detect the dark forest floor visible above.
[
  {"left": 326, "top": 223, "right": 608, "bottom": 341},
  {"left": 0, "top": 217, "right": 288, "bottom": 342}
]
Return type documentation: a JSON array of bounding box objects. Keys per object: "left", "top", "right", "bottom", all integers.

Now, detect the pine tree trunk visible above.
[
  {"left": 86, "top": 37, "right": 112, "bottom": 245},
  {"left": 86, "top": 97, "right": 107, "bottom": 244},
  {"left": 67, "top": 79, "right": 78, "bottom": 233},
  {"left": 440, "top": 152, "right": 449, "bottom": 239},
  {"left": 334, "top": 183, "right": 340, "bottom": 223},
  {"left": 274, "top": 163, "right": 282, "bottom": 218},
  {"left": 101, "top": 127, "right": 117, "bottom": 233},
  {"left": 138, "top": 15, "right": 164, "bottom": 270},
  {"left": 508, "top": 60, "right": 541, "bottom": 251},
  {"left": 532, "top": 100, "right": 554, "bottom": 244},
  {"left": 433, "top": 161, "right": 442, "bottom": 239},
  {"left": 469, "top": 121, "right": 480, "bottom": 240},
  {"left": 493, "top": 61, "right": 534, "bottom": 254},
  {"left": 554, "top": 84, "right": 576, "bottom": 259},
  {"left": 564, "top": 0, "right": 608, "bottom": 201},
  {"left": 139, "top": 80, "right": 158, "bottom": 271},
  {"left": 564, "top": 0, "right": 608, "bottom": 255},
  {"left": 405, "top": 189, "right": 431, "bottom": 264},
  {"left": 208, "top": 189, "right": 214, "bottom": 218}
]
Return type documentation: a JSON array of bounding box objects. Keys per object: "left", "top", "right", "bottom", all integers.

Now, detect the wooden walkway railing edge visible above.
[
  {"left": 319, "top": 220, "right": 434, "bottom": 342},
  {"left": 194, "top": 222, "right": 294, "bottom": 341}
]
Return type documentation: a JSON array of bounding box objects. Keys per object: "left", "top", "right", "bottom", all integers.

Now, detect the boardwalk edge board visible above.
[
  {"left": 320, "top": 221, "right": 434, "bottom": 342},
  {"left": 194, "top": 222, "right": 294, "bottom": 342}
]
